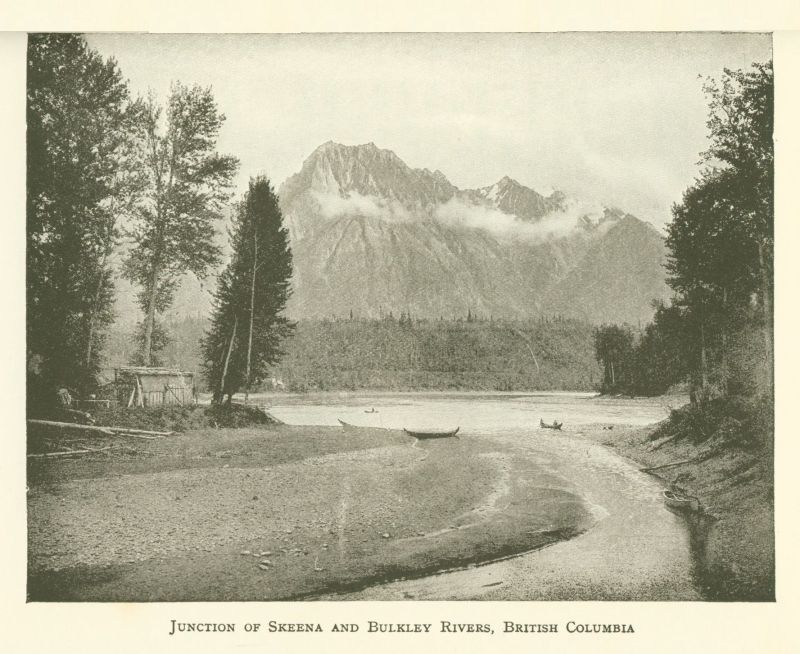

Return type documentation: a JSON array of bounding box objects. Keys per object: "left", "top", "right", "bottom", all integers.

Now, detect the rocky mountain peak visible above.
[
  {"left": 497, "top": 175, "right": 521, "bottom": 188},
  {"left": 473, "top": 175, "right": 564, "bottom": 222},
  {"left": 279, "top": 142, "right": 459, "bottom": 241}
]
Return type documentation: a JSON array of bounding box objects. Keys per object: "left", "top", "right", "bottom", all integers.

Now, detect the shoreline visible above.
[{"left": 584, "top": 424, "right": 774, "bottom": 601}]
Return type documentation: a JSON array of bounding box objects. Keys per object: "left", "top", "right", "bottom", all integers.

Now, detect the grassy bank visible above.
[{"left": 592, "top": 399, "right": 774, "bottom": 601}]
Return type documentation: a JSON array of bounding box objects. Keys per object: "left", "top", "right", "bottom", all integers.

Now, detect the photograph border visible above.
[{"left": 3, "top": 2, "right": 800, "bottom": 652}]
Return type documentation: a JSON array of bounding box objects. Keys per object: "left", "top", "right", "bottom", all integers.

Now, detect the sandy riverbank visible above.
[
  {"left": 27, "top": 424, "right": 592, "bottom": 601},
  {"left": 28, "top": 418, "right": 721, "bottom": 601}
]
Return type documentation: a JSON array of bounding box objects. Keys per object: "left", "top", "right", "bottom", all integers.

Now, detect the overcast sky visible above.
[{"left": 87, "top": 32, "right": 771, "bottom": 228}]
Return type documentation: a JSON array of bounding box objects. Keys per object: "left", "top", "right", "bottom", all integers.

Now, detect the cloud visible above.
[
  {"left": 434, "top": 197, "right": 606, "bottom": 242},
  {"left": 311, "top": 190, "right": 412, "bottom": 222},
  {"left": 309, "top": 189, "right": 613, "bottom": 242}
]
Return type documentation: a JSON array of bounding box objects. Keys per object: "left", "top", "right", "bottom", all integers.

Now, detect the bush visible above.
[
  {"left": 650, "top": 394, "right": 771, "bottom": 451},
  {"left": 89, "top": 403, "right": 277, "bottom": 431},
  {"left": 204, "top": 402, "right": 277, "bottom": 428}
]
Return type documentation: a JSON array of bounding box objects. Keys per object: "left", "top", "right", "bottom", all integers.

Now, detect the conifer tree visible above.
[{"left": 202, "top": 177, "right": 294, "bottom": 403}]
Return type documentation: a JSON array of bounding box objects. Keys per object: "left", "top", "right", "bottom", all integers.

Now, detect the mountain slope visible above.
[
  {"left": 114, "top": 141, "right": 670, "bottom": 326},
  {"left": 281, "top": 142, "right": 669, "bottom": 322},
  {"left": 544, "top": 215, "right": 670, "bottom": 324}
]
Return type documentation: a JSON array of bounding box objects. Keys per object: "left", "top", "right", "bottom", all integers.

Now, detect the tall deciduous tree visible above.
[
  {"left": 703, "top": 61, "right": 773, "bottom": 376},
  {"left": 202, "top": 177, "right": 294, "bottom": 403},
  {"left": 124, "top": 83, "right": 238, "bottom": 367},
  {"left": 27, "top": 33, "right": 143, "bottom": 410},
  {"left": 667, "top": 61, "right": 773, "bottom": 399}
]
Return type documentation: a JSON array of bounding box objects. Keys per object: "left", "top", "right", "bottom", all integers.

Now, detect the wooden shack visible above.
[{"left": 115, "top": 367, "right": 196, "bottom": 407}]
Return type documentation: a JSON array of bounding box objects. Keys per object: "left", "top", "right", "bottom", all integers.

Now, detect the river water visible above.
[
  {"left": 264, "top": 391, "right": 676, "bottom": 432},
  {"left": 261, "top": 392, "right": 700, "bottom": 600}
]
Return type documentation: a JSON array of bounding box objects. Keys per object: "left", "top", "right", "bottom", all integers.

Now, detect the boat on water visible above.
[
  {"left": 663, "top": 489, "right": 700, "bottom": 511},
  {"left": 403, "top": 427, "right": 460, "bottom": 440},
  {"left": 364, "top": 408, "right": 378, "bottom": 413},
  {"left": 540, "top": 418, "right": 563, "bottom": 430}
]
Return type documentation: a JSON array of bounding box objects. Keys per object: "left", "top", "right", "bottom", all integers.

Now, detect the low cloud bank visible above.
[
  {"left": 310, "top": 190, "right": 609, "bottom": 241},
  {"left": 311, "top": 190, "right": 412, "bottom": 222},
  {"left": 435, "top": 197, "right": 606, "bottom": 241}
]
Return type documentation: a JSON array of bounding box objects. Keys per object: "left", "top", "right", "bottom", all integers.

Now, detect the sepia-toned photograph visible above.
[{"left": 26, "top": 32, "right": 774, "bottom": 602}]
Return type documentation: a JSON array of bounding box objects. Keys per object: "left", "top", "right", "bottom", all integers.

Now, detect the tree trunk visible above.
[
  {"left": 758, "top": 242, "right": 773, "bottom": 387},
  {"left": 85, "top": 252, "right": 110, "bottom": 375},
  {"left": 244, "top": 234, "right": 258, "bottom": 405},
  {"left": 700, "top": 320, "right": 708, "bottom": 394},
  {"left": 610, "top": 361, "right": 615, "bottom": 387},
  {"left": 86, "top": 312, "right": 96, "bottom": 371},
  {"left": 219, "top": 314, "right": 238, "bottom": 402},
  {"left": 720, "top": 286, "right": 728, "bottom": 396},
  {"left": 142, "top": 260, "right": 161, "bottom": 367},
  {"left": 85, "top": 270, "right": 100, "bottom": 371},
  {"left": 142, "top": 125, "right": 165, "bottom": 369}
]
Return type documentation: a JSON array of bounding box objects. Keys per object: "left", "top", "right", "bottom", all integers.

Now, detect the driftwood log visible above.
[
  {"left": 105, "top": 426, "right": 174, "bottom": 437},
  {"left": 27, "top": 420, "right": 114, "bottom": 435},
  {"left": 28, "top": 445, "right": 112, "bottom": 458},
  {"left": 27, "top": 420, "right": 173, "bottom": 438}
]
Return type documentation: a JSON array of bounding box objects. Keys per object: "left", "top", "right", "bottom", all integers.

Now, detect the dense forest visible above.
[{"left": 105, "top": 315, "right": 601, "bottom": 393}]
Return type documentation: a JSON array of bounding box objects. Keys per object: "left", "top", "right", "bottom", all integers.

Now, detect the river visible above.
[{"left": 263, "top": 390, "right": 676, "bottom": 431}]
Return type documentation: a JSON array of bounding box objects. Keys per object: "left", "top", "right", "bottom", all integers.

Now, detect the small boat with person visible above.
[
  {"left": 403, "top": 427, "right": 460, "bottom": 440},
  {"left": 540, "top": 418, "right": 563, "bottom": 430}
]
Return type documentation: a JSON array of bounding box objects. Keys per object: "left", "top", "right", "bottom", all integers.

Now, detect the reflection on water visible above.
[{"left": 263, "top": 392, "right": 677, "bottom": 433}]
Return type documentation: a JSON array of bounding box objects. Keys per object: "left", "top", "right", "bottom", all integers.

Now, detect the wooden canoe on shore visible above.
[
  {"left": 403, "top": 427, "right": 459, "bottom": 440},
  {"left": 663, "top": 489, "right": 700, "bottom": 511}
]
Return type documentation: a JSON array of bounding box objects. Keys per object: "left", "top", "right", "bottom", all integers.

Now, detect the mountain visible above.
[
  {"left": 112, "top": 141, "right": 669, "bottom": 327},
  {"left": 280, "top": 141, "right": 669, "bottom": 324},
  {"left": 280, "top": 141, "right": 456, "bottom": 242},
  {"left": 544, "top": 214, "right": 670, "bottom": 324},
  {"left": 466, "top": 175, "right": 566, "bottom": 222}
]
